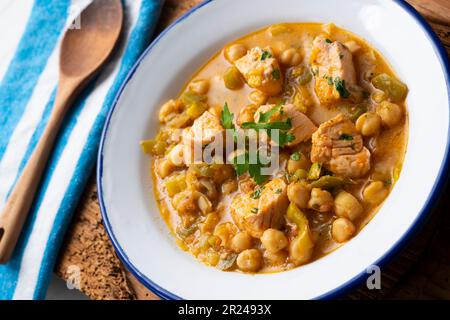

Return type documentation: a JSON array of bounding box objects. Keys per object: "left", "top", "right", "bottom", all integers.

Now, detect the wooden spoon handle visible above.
[{"left": 0, "top": 81, "right": 77, "bottom": 263}]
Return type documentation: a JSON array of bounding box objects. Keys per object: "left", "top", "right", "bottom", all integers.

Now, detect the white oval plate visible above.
[{"left": 98, "top": 0, "right": 450, "bottom": 299}]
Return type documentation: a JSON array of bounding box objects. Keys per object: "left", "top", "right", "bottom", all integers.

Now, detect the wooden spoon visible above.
[{"left": 0, "top": 0, "right": 123, "bottom": 263}]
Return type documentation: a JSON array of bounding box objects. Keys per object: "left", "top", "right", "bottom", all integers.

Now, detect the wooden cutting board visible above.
[{"left": 55, "top": 0, "right": 450, "bottom": 300}]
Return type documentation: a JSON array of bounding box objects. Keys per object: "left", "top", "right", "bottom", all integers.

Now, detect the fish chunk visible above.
[
  {"left": 183, "top": 111, "right": 223, "bottom": 164},
  {"left": 235, "top": 47, "right": 283, "bottom": 96},
  {"left": 311, "top": 114, "right": 370, "bottom": 178},
  {"left": 230, "top": 178, "right": 288, "bottom": 238},
  {"left": 283, "top": 104, "right": 317, "bottom": 145},
  {"left": 254, "top": 104, "right": 317, "bottom": 146},
  {"left": 329, "top": 147, "right": 371, "bottom": 178},
  {"left": 310, "top": 36, "right": 359, "bottom": 105}
]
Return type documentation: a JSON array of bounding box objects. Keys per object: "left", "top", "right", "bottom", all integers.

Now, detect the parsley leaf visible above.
[
  {"left": 261, "top": 50, "right": 272, "bottom": 61},
  {"left": 334, "top": 77, "right": 351, "bottom": 98},
  {"left": 226, "top": 104, "right": 294, "bottom": 185},
  {"left": 326, "top": 38, "right": 333, "bottom": 43},
  {"left": 327, "top": 76, "right": 334, "bottom": 85},
  {"left": 275, "top": 131, "right": 295, "bottom": 148},
  {"left": 242, "top": 119, "right": 292, "bottom": 130},
  {"left": 275, "top": 188, "right": 282, "bottom": 194},
  {"left": 257, "top": 104, "right": 282, "bottom": 123},
  {"left": 251, "top": 207, "right": 259, "bottom": 214},
  {"left": 249, "top": 162, "right": 268, "bottom": 185},
  {"left": 221, "top": 102, "right": 235, "bottom": 130},
  {"left": 233, "top": 152, "right": 249, "bottom": 176},
  {"left": 232, "top": 151, "right": 268, "bottom": 185}
]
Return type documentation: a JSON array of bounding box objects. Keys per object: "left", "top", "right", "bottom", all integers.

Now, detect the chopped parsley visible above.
[
  {"left": 334, "top": 77, "right": 351, "bottom": 98},
  {"left": 339, "top": 133, "right": 353, "bottom": 141},
  {"left": 311, "top": 67, "right": 319, "bottom": 76},
  {"left": 275, "top": 188, "right": 282, "bottom": 194},
  {"left": 327, "top": 76, "right": 334, "bottom": 85},
  {"left": 261, "top": 50, "right": 272, "bottom": 61},
  {"left": 272, "top": 69, "right": 281, "bottom": 80},
  {"left": 251, "top": 186, "right": 265, "bottom": 199},
  {"left": 251, "top": 207, "right": 259, "bottom": 214},
  {"left": 286, "top": 133, "right": 296, "bottom": 143},
  {"left": 290, "top": 152, "right": 301, "bottom": 161},
  {"left": 325, "top": 38, "right": 333, "bottom": 43},
  {"left": 385, "top": 179, "right": 392, "bottom": 186}
]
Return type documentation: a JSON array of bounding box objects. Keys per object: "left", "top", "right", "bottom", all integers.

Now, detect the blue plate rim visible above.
[{"left": 97, "top": 0, "right": 450, "bottom": 300}]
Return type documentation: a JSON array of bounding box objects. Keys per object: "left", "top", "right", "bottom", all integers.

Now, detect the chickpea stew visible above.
[{"left": 141, "top": 23, "right": 408, "bottom": 273}]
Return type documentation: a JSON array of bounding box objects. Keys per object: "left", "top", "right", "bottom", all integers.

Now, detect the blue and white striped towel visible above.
[{"left": 0, "top": 0, "right": 164, "bottom": 299}]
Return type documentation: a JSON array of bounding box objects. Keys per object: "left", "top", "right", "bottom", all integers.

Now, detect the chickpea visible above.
[
  {"left": 236, "top": 249, "right": 262, "bottom": 272},
  {"left": 308, "top": 188, "right": 334, "bottom": 212},
  {"left": 289, "top": 229, "right": 314, "bottom": 265},
  {"left": 198, "top": 179, "right": 218, "bottom": 200},
  {"left": 280, "top": 48, "right": 302, "bottom": 67},
  {"left": 271, "top": 41, "right": 289, "bottom": 57},
  {"left": 371, "top": 90, "right": 387, "bottom": 103},
  {"left": 287, "top": 152, "right": 311, "bottom": 174},
  {"left": 237, "top": 104, "right": 258, "bottom": 126},
  {"left": 198, "top": 194, "right": 213, "bottom": 215},
  {"left": 363, "top": 181, "right": 389, "bottom": 205},
  {"left": 376, "top": 101, "right": 403, "bottom": 127},
  {"left": 205, "top": 250, "right": 220, "bottom": 266},
  {"left": 230, "top": 232, "right": 253, "bottom": 253},
  {"left": 168, "top": 144, "right": 185, "bottom": 167},
  {"left": 159, "top": 99, "right": 182, "bottom": 123},
  {"left": 249, "top": 90, "right": 268, "bottom": 106},
  {"left": 334, "top": 191, "right": 363, "bottom": 221},
  {"left": 260, "top": 229, "right": 288, "bottom": 253},
  {"left": 222, "top": 179, "right": 238, "bottom": 194},
  {"left": 189, "top": 79, "right": 210, "bottom": 95},
  {"left": 225, "top": 43, "right": 247, "bottom": 62},
  {"left": 356, "top": 112, "right": 382, "bottom": 136},
  {"left": 263, "top": 249, "right": 288, "bottom": 266},
  {"left": 332, "top": 217, "right": 356, "bottom": 243},
  {"left": 287, "top": 182, "right": 310, "bottom": 209},
  {"left": 172, "top": 190, "right": 198, "bottom": 215},
  {"left": 157, "top": 159, "right": 174, "bottom": 178}
]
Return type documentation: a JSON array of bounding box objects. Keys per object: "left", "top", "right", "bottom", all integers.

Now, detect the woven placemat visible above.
[{"left": 55, "top": 0, "right": 450, "bottom": 300}]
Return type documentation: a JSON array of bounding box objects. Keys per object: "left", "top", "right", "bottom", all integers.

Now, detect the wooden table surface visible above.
[{"left": 55, "top": 0, "right": 450, "bottom": 300}]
